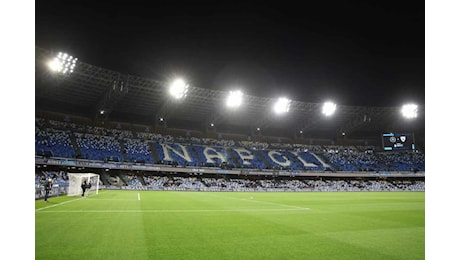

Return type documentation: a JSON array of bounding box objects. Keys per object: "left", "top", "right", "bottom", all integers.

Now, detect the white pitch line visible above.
[
  {"left": 35, "top": 208, "right": 308, "bottom": 213},
  {"left": 138, "top": 192, "right": 141, "bottom": 201},
  {"left": 36, "top": 197, "right": 84, "bottom": 211}
]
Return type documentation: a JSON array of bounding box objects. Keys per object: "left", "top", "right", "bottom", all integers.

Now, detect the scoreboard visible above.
[{"left": 382, "top": 133, "right": 415, "bottom": 151}]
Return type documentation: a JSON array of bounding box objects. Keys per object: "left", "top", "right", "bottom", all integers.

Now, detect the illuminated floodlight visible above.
[
  {"left": 322, "top": 101, "right": 337, "bottom": 116},
  {"left": 47, "top": 52, "right": 77, "bottom": 74},
  {"left": 226, "top": 90, "right": 243, "bottom": 108},
  {"left": 401, "top": 103, "right": 418, "bottom": 119},
  {"left": 169, "top": 78, "right": 189, "bottom": 99},
  {"left": 273, "top": 97, "right": 291, "bottom": 114}
]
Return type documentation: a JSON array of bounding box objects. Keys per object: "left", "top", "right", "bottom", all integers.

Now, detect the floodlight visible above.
[
  {"left": 226, "top": 90, "right": 243, "bottom": 108},
  {"left": 169, "top": 78, "right": 189, "bottom": 99},
  {"left": 322, "top": 101, "right": 337, "bottom": 116},
  {"left": 401, "top": 104, "right": 418, "bottom": 119},
  {"left": 47, "top": 52, "right": 77, "bottom": 74},
  {"left": 273, "top": 97, "right": 291, "bottom": 114},
  {"left": 256, "top": 127, "right": 260, "bottom": 131}
]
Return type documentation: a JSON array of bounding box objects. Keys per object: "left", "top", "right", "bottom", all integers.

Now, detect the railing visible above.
[{"left": 35, "top": 156, "right": 425, "bottom": 178}]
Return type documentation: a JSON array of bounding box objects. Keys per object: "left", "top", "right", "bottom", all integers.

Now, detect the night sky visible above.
[{"left": 35, "top": 1, "right": 425, "bottom": 107}]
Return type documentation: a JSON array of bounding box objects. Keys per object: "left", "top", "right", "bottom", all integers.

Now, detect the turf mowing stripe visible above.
[
  {"left": 208, "top": 193, "right": 311, "bottom": 210},
  {"left": 78, "top": 199, "right": 139, "bottom": 201},
  {"left": 239, "top": 197, "right": 310, "bottom": 210},
  {"left": 35, "top": 208, "right": 310, "bottom": 213}
]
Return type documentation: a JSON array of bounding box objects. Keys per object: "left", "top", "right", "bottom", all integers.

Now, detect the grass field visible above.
[{"left": 35, "top": 191, "right": 424, "bottom": 260}]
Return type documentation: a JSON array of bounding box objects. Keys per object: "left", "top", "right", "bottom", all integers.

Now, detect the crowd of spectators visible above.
[
  {"left": 116, "top": 174, "right": 425, "bottom": 192},
  {"left": 35, "top": 127, "right": 75, "bottom": 158},
  {"left": 35, "top": 117, "right": 425, "bottom": 172},
  {"left": 36, "top": 170, "right": 424, "bottom": 199}
]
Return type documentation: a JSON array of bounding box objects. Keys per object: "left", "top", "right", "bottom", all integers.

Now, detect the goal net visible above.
[{"left": 68, "top": 173, "right": 100, "bottom": 197}]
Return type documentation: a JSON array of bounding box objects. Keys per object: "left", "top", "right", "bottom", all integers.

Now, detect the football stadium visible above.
[
  {"left": 35, "top": 46, "right": 424, "bottom": 259},
  {"left": 32, "top": 2, "right": 429, "bottom": 259}
]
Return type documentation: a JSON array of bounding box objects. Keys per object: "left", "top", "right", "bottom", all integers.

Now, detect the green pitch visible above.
[{"left": 35, "top": 191, "right": 424, "bottom": 260}]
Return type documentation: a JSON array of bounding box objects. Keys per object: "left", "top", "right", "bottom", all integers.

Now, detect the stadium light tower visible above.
[
  {"left": 273, "top": 97, "right": 291, "bottom": 115},
  {"left": 322, "top": 101, "right": 337, "bottom": 116},
  {"left": 168, "top": 78, "right": 189, "bottom": 99},
  {"left": 226, "top": 90, "right": 243, "bottom": 108},
  {"left": 47, "top": 52, "right": 77, "bottom": 74},
  {"left": 401, "top": 103, "right": 418, "bottom": 119}
]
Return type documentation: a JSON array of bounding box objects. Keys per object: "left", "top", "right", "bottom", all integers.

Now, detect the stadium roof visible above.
[{"left": 35, "top": 46, "right": 424, "bottom": 141}]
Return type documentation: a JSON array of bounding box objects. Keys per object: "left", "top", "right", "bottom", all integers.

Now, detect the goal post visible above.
[{"left": 68, "top": 173, "right": 100, "bottom": 197}]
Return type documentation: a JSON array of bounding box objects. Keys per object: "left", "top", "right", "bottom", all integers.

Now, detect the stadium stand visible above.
[
  {"left": 35, "top": 116, "right": 425, "bottom": 171},
  {"left": 35, "top": 115, "right": 425, "bottom": 198}
]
